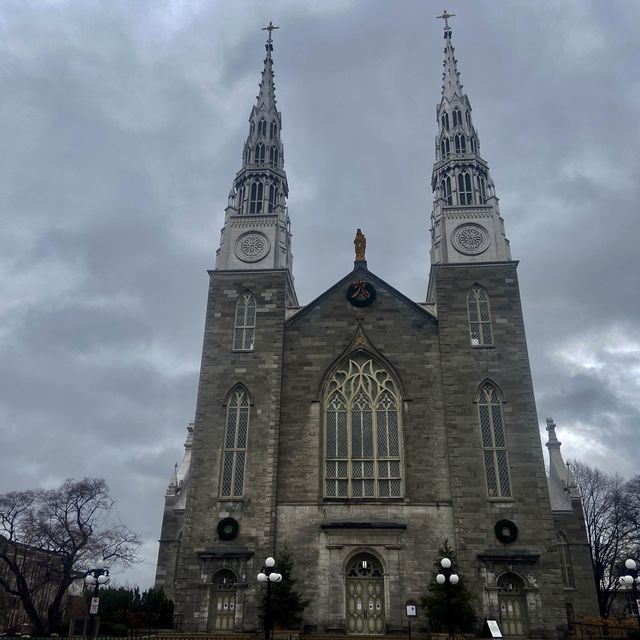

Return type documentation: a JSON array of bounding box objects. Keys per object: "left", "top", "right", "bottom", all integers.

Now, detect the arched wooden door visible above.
[
  {"left": 209, "top": 570, "right": 237, "bottom": 631},
  {"left": 497, "top": 573, "right": 527, "bottom": 636},
  {"left": 346, "top": 553, "right": 385, "bottom": 635}
]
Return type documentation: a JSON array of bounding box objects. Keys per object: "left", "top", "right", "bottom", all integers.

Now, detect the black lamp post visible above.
[
  {"left": 619, "top": 558, "right": 640, "bottom": 629},
  {"left": 257, "top": 556, "right": 283, "bottom": 640},
  {"left": 84, "top": 560, "right": 110, "bottom": 639},
  {"left": 436, "top": 557, "right": 459, "bottom": 640}
]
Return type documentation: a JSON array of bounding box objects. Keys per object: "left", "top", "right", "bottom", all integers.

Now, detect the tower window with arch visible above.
[
  {"left": 442, "top": 176, "right": 452, "bottom": 205},
  {"left": 557, "top": 532, "right": 575, "bottom": 587},
  {"left": 250, "top": 121, "right": 255, "bottom": 135},
  {"left": 258, "top": 118, "right": 267, "bottom": 137},
  {"left": 465, "top": 110, "right": 471, "bottom": 127},
  {"left": 457, "top": 171, "right": 473, "bottom": 205},
  {"left": 478, "top": 176, "right": 487, "bottom": 202},
  {"left": 440, "top": 137, "right": 450, "bottom": 159},
  {"left": 270, "top": 145, "right": 279, "bottom": 166},
  {"left": 453, "top": 107, "right": 462, "bottom": 127},
  {"left": 237, "top": 185, "right": 247, "bottom": 213},
  {"left": 324, "top": 356, "right": 403, "bottom": 499},
  {"left": 249, "top": 180, "right": 263, "bottom": 213},
  {"left": 470, "top": 137, "right": 476, "bottom": 154},
  {"left": 255, "top": 143, "right": 265, "bottom": 164},
  {"left": 268, "top": 183, "right": 278, "bottom": 212},
  {"left": 233, "top": 290, "right": 256, "bottom": 350},
  {"left": 441, "top": 111, "right": 449, "bottom": 131},
  {"left": 455, "top": 133, "right": 466, "bottom": 154},
  {"left": 220, "top": 386, "right": 250, "bottom": 498},
  {"left": 269, "top": 121, "right": 277, "bottom": 138},
  {"left": 478, "top": 382, "right": 512, "bottom": 498},
  {"left": 467, "top": 285, "right": 493, "bottom": 346}
]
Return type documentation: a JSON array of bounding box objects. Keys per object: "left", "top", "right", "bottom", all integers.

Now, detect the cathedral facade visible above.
[{"left": 155, "top": 20, "right": 598, "bottom": 637}]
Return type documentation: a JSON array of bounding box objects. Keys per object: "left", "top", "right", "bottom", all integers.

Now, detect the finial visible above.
[
  {"left": 262, "top": 21, "right": 279, "bottom": 50},
  {"left": 354, "top": 228, "right": 366, "bottom": 261},
  {"left": 436, "top": 10, "right": 455, "bottom": 29}
]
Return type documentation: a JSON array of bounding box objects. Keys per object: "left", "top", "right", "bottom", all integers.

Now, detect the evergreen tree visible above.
[
  {"left": 421, "top": 541, "right": 476, "bottom": 634},
  {"left": 261, "top": 545, "right": 310, "bottom": 629}
]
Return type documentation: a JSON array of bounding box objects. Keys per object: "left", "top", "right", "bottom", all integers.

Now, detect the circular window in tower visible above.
[
  {"left": 235, "top": 232, "right": 270, "bottom": 263},
  {"left": 452, "top": 223, "right": 490, "bottom": 256}
]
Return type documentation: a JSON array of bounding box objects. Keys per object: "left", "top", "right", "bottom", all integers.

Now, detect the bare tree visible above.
[
  {"left": 571, "top": 461, "right": 639, "bottom": 617},
  {"left": 0, "top": 478, "right": 141, "bottom": 634}
]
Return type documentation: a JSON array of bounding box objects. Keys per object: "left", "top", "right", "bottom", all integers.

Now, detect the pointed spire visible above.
[
  {"left": 214, "top": 24, "right": 297, "bottom": 305},
  {"left": 256, "top": 21, "right": 279, "bottom": 112},
  {"left": 427, "top": 12, "right": 511, "bottom": 291},
  {"left": 437, "top": 11, "right": 464, "bottom": 101}
]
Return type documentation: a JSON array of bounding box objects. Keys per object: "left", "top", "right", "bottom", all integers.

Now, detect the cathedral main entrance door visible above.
[
  {"left": 346, "top": 554, "right": 385, "bottom": 634},
  {"left": 209, "top": 570, "right": 237, "bottom": 631},
  {"left": 497, "top": 574, "right": 527, "bottom": 636}
]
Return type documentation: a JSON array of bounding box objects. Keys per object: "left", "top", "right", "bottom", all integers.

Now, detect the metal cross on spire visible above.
[
  {"left": 262, "top": 21, "right": 279, "bottom": 45},
  {"left": 436, "top": 10, "right": 455, "bottom": 28}
]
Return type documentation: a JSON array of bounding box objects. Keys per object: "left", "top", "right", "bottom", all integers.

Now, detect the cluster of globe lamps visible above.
[
  {"left": 619, "top": 558, "right": 640, "bottom": 625},
  {"left": 257, "top": 556, "right": 283, "bottom": 584}
]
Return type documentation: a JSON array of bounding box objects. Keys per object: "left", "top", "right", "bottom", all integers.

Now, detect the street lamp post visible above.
[
  {"left": 257, "top": 556, "right": 283, "bottom": 640},
  {"left": 436, "top": 557, "right": 459, "bottom": 640},
  {"left": 619, "top": 558, "right": 640, "bottom": 629},
  {"left": 84, "top": 560, "right": 110, "bottom": 639}
]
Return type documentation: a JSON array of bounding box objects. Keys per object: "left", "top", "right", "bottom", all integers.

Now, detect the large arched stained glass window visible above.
[
  {"left": 233, "top": 291, "right": 256, "bottom": 351},
  {"left": 220, "top": 386, "right": 250, "bottom": 498},
  {"left": 324, "top": 356, "right": 403, "bottom": 498},
  {"left": 478, "top": 382, "right": 511, "bottom": 498}
]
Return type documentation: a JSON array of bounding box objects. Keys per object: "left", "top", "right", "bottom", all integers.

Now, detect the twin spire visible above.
[{"left": 215, "top": 17, "right": 511, "bottom": 298}]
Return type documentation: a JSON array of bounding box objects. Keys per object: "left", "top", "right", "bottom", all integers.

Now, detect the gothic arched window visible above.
[
  {"left": 465, "top": 110, "right": 471, "bottom": 127},
  {"left": 324, "top": 356, "right": 403, "bottom": 499},
  {"left": 268, "top": 184, "right": 278, "bottom": 212},
  {"left": 237, "top": 185, "right": 246, "bottom": 213},
  {"left": 255, "top": 143, "right": 265, "bottom": 164},
  {"left": 457, "top": 172, "right": 473, "bottom": 205},
  {"left": 455, "top": 133, "right": 466, "bottom": 154},
  {"left": 453, "top": 107, "right": 462, "bottom": 127},
  {"left": 441, "top": 111, "right": 449, "bottom": 131},
  {"left": 478, "top": 176, "right": 487, "bottom": 202},
  {"left": 258, "top": 118, "right": 267, "bottom": 137},
  {"left": 478, "top": 382, "right": 511, "bottom": 498},
  {"left": 249, "top": 181, "right": 263, "bottom": 213},
  {"left": 442, "top": 176, "right": 452, "bottom": 205},
  {"left": 467, "top": 285, "right": 493, "bottom": 346},
  {"left": 558, "top": 533, "right": 575, "bottom": 587},
  {"left": 269, "top": 121, "right": 277, "bottom": 138},
  {"left": 220, "top": 386, "right": 250, "bottom": 497},
  {"left": 250, "top": 121, "right": 255, "bottom": 135},
  {"left": 270, "top": 146, "right": 279, "bottom": 166},
  {"left": 470, "top": 137, "right": 476, "bottom": 153},
  {"left": 440, "top": 137, "right": 450, "bottom": 159},
  {"left": 233, "top": 290, "right": 256, "bottom": 350}
]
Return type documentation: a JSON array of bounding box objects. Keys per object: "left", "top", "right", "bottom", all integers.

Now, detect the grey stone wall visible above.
[
  {"left": 433, "top": 261, "right": 567, "bottom": 636},
  {"left": 172, "top": 269, "right": 291, "bottom": 631}
]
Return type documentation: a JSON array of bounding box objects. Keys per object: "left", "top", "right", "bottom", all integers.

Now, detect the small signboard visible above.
[
  {"left": 406, "top": 605, "right": 417, "bottom": 617},
  {"left": 481, "top": 619, "right": 502, "bottom": 638},
  {"left": 89, "top": 597, "right": 100, "bottom": 615}
]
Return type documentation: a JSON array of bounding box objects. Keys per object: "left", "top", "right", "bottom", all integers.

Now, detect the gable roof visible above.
[{"left": 286, "top": 262, "right": 438, "bottom": 326}]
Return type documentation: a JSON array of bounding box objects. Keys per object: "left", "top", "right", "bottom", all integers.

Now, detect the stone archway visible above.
[
  {"left": 209, "top": 569, "right": 237, "bottom": 631},
  {"left": 345, "top": 553, "right": 385, "bottom": 635},
  {"left": 497, "top": 573, "right": 527, "bottom": 636}
]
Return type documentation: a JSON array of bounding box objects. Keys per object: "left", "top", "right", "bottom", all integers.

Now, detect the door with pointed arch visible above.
[
  {"left": 346, "top": 553, "right": 385, "bottom": 635},
  {"left": 209, "top": 569, "right": 237, "bottom": 631},
  {"left": 497, "top": 573, "right": 527, "bottom": 636}
]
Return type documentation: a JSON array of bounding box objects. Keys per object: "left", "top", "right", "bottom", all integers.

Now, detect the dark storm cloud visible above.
[{"left": 1, "top": 0, "right": 639, "bottom": 586}]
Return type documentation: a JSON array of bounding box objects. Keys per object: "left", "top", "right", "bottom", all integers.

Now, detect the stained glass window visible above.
[
  {"left": 233, "top": 291, "right": 256, "bottom": 351},
  {"left": 324, "top": 357, "right": 403, "bottom": 498},
  {"left": 220, "top": 386, "right": 250, "bottom": 498},
  {"left": 478, "top": 382, "right": 511, "bottom": 498},
  {"left": 558, "top": 532, "right": 575, "bottom": 587}
]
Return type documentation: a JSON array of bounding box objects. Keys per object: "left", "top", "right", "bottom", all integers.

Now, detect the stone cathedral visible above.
[{"left": 155, "top": 19, "right": 599, "bottom": 638}]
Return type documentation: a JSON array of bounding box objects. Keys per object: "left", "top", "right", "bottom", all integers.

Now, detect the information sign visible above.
[{"left": 89, "top": 597, "right": 100, "bottom": 615}]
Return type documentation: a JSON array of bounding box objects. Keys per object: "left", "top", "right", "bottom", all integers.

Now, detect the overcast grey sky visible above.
[{"left": 1, "top": 0, "right": 639, "bottom": 587}]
